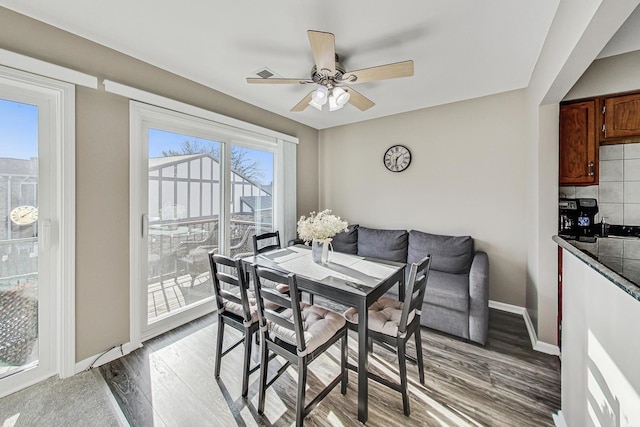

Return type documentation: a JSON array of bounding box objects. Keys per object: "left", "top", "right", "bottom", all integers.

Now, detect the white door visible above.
[{"left": 0, "top": 68, "right": 72, "bottom": 397}]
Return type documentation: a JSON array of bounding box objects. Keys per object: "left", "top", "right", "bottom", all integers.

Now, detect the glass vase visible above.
[{"left": 311, "top": 238, "right": 333, "bottom": 265}]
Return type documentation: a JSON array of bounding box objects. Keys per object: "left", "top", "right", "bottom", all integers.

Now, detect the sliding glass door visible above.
[
  {"left": 146, "top": 129, "right": 220, "bottom": 325},
  {"left": 226, "top": 145, "right": 274, "bottom": 258},
  {"left": 131, "top": 102, "right": 291, "bottom": 341}
]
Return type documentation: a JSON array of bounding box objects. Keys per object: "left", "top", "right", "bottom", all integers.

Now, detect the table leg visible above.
[{"left": 357, "top": 298, "right": 369, "bottom": 423}]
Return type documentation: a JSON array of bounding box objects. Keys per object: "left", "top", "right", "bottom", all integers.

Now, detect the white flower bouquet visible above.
[{"left": 297, "top": 209, "right": 349, "bottom": 243}]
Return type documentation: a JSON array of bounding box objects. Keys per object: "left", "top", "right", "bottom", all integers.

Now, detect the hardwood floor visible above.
[{"left": 100, "top": 308, "right": 560, "bottom": 426}]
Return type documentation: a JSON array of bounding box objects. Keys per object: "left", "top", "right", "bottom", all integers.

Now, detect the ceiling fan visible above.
[{"left": 246, "top": 30, "right": 414, "bottom": 112}]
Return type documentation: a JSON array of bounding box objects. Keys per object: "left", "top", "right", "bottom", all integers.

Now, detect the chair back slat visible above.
[
  {"left": 253, "top": 231, "right": 282, "bottom": 255},
  {"left": 209, "top": 253, "right": 253, "bottom": 322},
  {"left": 216, "top": 271, "right": 241, "bottom": 288},
  {"left": 219, "top": 289, "right": 243, "bottom": 306},
  {"left": 399, "top": 255, "right": 431, "bottom": 334},
  {"left": 260, "top": 287, "right": 293, "bottom": 309},
  {"left": 264, "top": 308, "right": 296, "bottom": 332},
  {"left": 252, "top": 264, "right": 306, "bottom": 353}
]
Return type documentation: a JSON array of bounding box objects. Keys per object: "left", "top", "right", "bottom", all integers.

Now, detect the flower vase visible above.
[{"left": 312, "top": 238, "right": 333, "bottom": 265}]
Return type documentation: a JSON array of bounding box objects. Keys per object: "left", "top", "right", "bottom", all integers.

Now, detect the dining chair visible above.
[
  {"left": 252, "top": 230, "right": 281, "bottom": 255},
  {"left": 253, "top": 230, "right": 315, "bottom": 303},
  {"left": 208, "top": 252, "right": 261, "bottom": 398},
  {"left": 251, "top": 264, "right": 348, "bottom": 427},
  {"left": 343, "top": 255, "right": 432, "bottom": 416}
]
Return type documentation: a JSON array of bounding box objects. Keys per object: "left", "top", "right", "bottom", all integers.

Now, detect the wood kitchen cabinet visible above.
[
  {"left": 559, "top": 100, "right": 598, "bottom": 185},
  {"left": 602, "top": 92, "right": 640, "bottom": 139}
]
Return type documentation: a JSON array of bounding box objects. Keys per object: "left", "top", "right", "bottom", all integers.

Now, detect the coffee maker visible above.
[{"left": 559, "top": 198, "right": 599, "bottom": 242}]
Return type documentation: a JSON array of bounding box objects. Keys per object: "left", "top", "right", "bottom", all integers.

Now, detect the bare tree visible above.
[{"left": 162, "top": 140, "right": 265, "bottom": 182}]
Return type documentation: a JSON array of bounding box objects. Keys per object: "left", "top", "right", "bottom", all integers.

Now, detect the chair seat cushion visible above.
[
  {"left": 222, "top": 299, "right": 259, "bottom": 324},
  {"left": 223, "top": 287, "right": 288, "bottom": 323},
  {"left": 423, "top": 270, "right": 469, "bottom": 312},
  {"left": 268, "top": 303, "right": 345, "bottom": 354},
  {"left": 343, "top": 297, "right": 415, "bottom": 337},
  {"left": 259, "top": 279, "right": 290, "bottom": 294}
]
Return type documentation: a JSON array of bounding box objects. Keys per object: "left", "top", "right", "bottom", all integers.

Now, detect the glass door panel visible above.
[
  {"left": 226, "top": 145, "right": 274, "bottom": 257},
  {"left": 0, "top": 98, "right": 39, "bottom": 379},
  {"left": 146, "top": 129, "right": 219, "bottom": 325}
]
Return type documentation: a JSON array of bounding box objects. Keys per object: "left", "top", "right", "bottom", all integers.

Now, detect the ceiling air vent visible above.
[{"left": 255, "top": 68, "right": 275, "bottom": 79}]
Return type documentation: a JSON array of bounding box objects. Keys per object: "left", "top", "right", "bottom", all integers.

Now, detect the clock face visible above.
[
  {"left": 10, "top": 205, "right": 38, "bottom": 225},
  {"left": 384, "top": 145, "right": 412, "bottom": 172}
]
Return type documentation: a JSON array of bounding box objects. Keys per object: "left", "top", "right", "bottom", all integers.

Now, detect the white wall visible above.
[
  {"left": 564, "top": 49, "right": 640, "bottom": 101},
  {"left": 561, "top": 249, "right": 640, "bottom": 426},
  {"left": 525, "top": 0, "right": 640, "bottom": 345},
  {"left": 319, "top": 89, "right": 528, "bottom": 306}
]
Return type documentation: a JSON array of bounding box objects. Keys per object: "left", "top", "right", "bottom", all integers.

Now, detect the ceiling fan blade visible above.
[
  {"left": 308, "top": 30, "right": 336, "bottom": 75},
  {"left": 246, "top": 77, "right": 309, "bottom": 84},
  {"left": 344, "top": 87, "right": 375, "bottom": 111},
  {"left": 291, "top": 91, "right": 314, "bottom": 112},
  {"left": 342, "top": 60, "right": 414, "bottom": 84}
]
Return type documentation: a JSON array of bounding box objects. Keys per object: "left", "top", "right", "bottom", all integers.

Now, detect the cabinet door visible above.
[
  {"left": 559, "top": 100, "right": 597, "bottom": 185},
  {"left": 603, "top": 93, "right": 640, "bottom": 139}
]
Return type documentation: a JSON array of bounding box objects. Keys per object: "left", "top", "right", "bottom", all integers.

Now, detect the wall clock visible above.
[
  {"left": 383, "top": 145, "right": 412, "bottom": 172},
  {"left": 10, "top": 205, "right": 38, "bottom": 225}
]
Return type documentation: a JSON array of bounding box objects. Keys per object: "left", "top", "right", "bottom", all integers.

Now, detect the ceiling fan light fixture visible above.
[
  {"left": 328, "top": 94, "right": 343, "bottom": 111},
  {"left": 311, "top": 85, "right": 328, "bottom": 105},
  {"left": 332, "top": 87, "right": 350, "bottom": 107},
  {"left": 309, "top": 97, "right": 324, "bottom": 110}
]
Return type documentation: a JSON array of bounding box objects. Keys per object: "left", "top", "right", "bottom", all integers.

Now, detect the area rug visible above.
[{"left": 0, "top": 369, "right": 128, "bottom": 426}]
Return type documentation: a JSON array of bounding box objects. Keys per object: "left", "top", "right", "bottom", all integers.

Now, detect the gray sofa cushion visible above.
[
  {"left": 408, "top": 230, "right": 473, "bottom": 274},
  {"left": 357, "top": 227, "right": 408, "bottom": 263},
  {"left": 423, "top": 270, "right": 469, "bottom": 312},
  {"left": 332, "top": 224, "right": 359, "bottom": 255}
]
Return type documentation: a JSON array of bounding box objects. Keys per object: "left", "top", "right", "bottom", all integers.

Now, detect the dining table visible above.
[{"left": 242, "top": 244, "right": 405, "bottom": 424}]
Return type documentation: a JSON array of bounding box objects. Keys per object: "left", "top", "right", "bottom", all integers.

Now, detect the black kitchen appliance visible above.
[{"left": 559, "top": 198, "right": 598, "bottom": 242}]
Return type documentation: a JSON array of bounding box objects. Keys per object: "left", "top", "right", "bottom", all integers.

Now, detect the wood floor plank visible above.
[{"left": 101, "top": 309, "right": 560, "bottom": 426}]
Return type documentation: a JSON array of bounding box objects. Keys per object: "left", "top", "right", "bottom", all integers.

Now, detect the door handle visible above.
[
  {"left": 588, "top": 162, "right": 595, "bottom": 176},
  {"left": 41, "top": 219, "right": 51, "bottom": 250},
  {"left": 141, "top": 214, "right": 148, "bottom": 238}
]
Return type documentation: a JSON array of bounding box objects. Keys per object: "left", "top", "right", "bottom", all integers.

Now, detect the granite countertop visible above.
[{"left": 554, "top": 235, "right": 640, "bottom": 302}]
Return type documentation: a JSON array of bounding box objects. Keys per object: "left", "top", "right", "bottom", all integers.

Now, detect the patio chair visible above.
[
  {"left": 251, "top": 264, "right": 348, "bottom": 427},
  {"left": 343, "top": 255, "right": 431, "bottom": 416}
]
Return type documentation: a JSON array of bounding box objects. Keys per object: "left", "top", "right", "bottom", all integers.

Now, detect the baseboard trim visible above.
[
  {"left": 489, "top": 300, "right": 560, "bottom": 356},
  {"left": 553, "top": 411, "right": 568, "bottom": 427},
  {"left": 75, "top": 342, "right": 141, "bottom": 373}
]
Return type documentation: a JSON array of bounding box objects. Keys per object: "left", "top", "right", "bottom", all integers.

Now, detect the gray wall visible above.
[
  {"left": 319, "top": 89, "right": 529, "bottom": 306},
  {"left": 0, "top": 7, "right": 319, "bottom": 360}
]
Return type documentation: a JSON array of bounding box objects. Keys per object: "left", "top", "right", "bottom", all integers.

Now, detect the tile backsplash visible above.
[{"left": 560, "top": 143, "right": 640, "bottom": 226}]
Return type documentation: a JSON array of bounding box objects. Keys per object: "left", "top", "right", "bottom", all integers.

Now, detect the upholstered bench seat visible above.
[{"left": 422, "top": 270, "right": 469, "bottom": 312}]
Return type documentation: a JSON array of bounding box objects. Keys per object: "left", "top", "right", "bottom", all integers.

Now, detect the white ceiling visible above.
[{"left": 2, "top": 1, "right": 637, "bottom": 130}]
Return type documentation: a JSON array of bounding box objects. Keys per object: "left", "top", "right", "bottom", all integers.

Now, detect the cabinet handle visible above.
[{"left": 588, "top": 161, "right": 595, "bottom": 176}]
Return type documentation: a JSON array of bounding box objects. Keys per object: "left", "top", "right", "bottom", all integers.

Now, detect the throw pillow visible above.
[
  {"left": 357, "top": 226, "right": 408, "bottom": 263},
  {"left": 332, "top": 224, "right": 359, "bottom": 254},
  {"left": 408, "top": 230, "right": 473, "bottom": 274}
]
